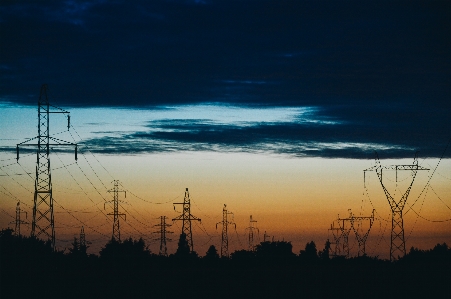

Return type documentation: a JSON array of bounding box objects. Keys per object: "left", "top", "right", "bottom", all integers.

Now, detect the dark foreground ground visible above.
[{"left": 1, "top": 230, "right": 450, "bottom": 299}]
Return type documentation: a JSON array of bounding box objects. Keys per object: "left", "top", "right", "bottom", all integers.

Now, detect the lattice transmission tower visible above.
[
  {"left": 263, "top": 231, "right": 272, "bottom": 242},
  {"left": 106, "top": 180, "right": 126, "bottom": 241},
  {"left": 79, "top": 226, "right": 86, "bottom": 248},
  {"left": 364, "top": 152, "right": 429, "bottom": 261},
  {"left": 153, "top": 216, "right": 173, "bottom": 256},
  {"left": 328, "top": 221, "right": 343, "bottom": 257},
  {"left": 349, "top": 209, "right": 375, "bottom": 256},
  {"left": 216, "top": 204, "right": 236, "bottom": 258},
  {"left": 10, "top": 202, "right": 28, "bottom": 236},
  {"left": 245, "top": 215, "right": 259, "bottom": 251},
  {"left": 172, "top": 188, "right": 201, "bottom": 252},
  {"left": 16, "top": 84, "right": 77, "bottom": 249},
  {"left": 336, "top": 214, "right": 353, "bottom": 258}
]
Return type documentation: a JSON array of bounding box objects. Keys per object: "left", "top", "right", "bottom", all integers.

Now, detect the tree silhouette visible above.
[
  {"left": 99, "top": 237, "right": 150, "bottom": 262},
  {"left": 68, "top": 236, "right": 88, "bottom": 258},
  {"left": 318, "top": 239, "right": 331, "bottom": 260},
  {"left": 299, "top": 241, "right": 319, "bottom": 263},
  {"left": 175, "top": 233, "right": 190, "bottom": 257},
  {"left": 254, "top": 241, "right": 295, "bottom": 264},
  {"left": 205, "top": 244, "right": 220, "bottom": 260}
]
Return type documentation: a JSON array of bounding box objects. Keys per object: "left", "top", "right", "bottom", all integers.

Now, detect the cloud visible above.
[
  {"left": 0, "top": 0, "right": 449, "bottom": 108},
  {"left": 68, "top": 104, "right": 450, "bottom": 159},
  {"left": 0, "top": 1, "right": 449, "bottom": 159}
]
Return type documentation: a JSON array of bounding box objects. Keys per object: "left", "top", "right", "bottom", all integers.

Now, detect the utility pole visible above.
[
  {"left": 16, "top": 84, "right": 77, "bottom": 249},
  {"left": 349, "top": 209, "right": 375, "bottom": 256},
  {"left": 364, "top": 152, "right": 428, "bottom": 261},
  {"left": 153, "top": 216, "right": 173, "bottom": 256},
  {"left": 10, "top": 202, "right": 28, "bottom": 236},
  {"left": 245, "top": 215, "right": 259, "bottom": 251},
  {"left": 106, "top": 180, "right": 126, "bottom": 242},
  {"left": 172, "top": 188, "right": 201, "bottom": 252},
  {"left": 216, "top": 204, "right": 236, "bottom": 258}
]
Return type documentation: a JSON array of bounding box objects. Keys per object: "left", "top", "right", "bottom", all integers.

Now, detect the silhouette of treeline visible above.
[{"left": 1, "top": 229, "right": 449, "bottom": 299}]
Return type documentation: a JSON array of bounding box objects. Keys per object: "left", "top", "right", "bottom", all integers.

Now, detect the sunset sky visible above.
[{"left": 1, "top": 0, "right": 450, "bottom": 259}]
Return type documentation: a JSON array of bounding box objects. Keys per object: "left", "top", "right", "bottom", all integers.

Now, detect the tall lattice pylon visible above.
[
  {"left": 153, "top": 216, "right": 173, "bottom": 256},
  {"left": 245, "top": 215, "right": 259, "bottom": 251},
  {"left": 364, "top": 152, "right": 429, "bottom": 261},
  {"left": 349, "top": 209, "right": 375, "bottom": 256},
  {"left": 106, "top": 180, "right": 126, "bottom": 242},
  {"left": 16, "top": 84, "right": 77, "bottom": 249},
  {"left": 328, "top": 221, "right": 343, "bottom": 257},
  {"left": 79, "top": 226, "right": 86, "bottom": 248},
  {"left": 10, "top": 202, "right": 28, "bottom": 236},
  {"left": 336, "top": 214, "right": 352, "bottom": 258},
  {"left": 216, "top": 204, "right": 236, "bottom": 258},
  {"left": 172, "top": 188, "right": 201, "bottom": 252}
]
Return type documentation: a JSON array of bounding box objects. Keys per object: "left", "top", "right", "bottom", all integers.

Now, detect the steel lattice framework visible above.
[
  {"left": 245, "top": 215, "right": 258, "bottom": 251},
  {"left": 216, "top": 204, "right": 235, "bottom": 258},
  {"left": 16, "top": 84, "right": 77, "bottom": 249},
  {"left": 153, "top": 216, "right": 173, "bottom": 256},
  {"left": 336, "top": 214, "right": 352, "bottom": 258},
  {"left": 349, "top": 209, "right": 375, "bottom": 256},
  {"left": 9, "top": 202, "right": 28, "bottom": 237},
  {"left": 79, "top": 226, "right": 86, "bottom": 248},
  {"left": 364, "top": 153, "right": 429, "bottom": 261},
  {"left": 328, "top": 221, "right": 344, "bottom": 257},
  {"left": 106, "top": 180, "right": 126, "bottom": 242},
  {"left": 172, "top": 188, "right": 201, "bottom": 252}
]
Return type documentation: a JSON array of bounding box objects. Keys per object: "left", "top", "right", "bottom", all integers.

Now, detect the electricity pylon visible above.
[
  {"left": 106, "top": 180, "right": 126, "bottom": 242},
  {"left": 16, "top": 84, "right": 77, "bottom": 249},
  {"left": 328, "top": 221, "right": 343, "bottom": 257},
  {"left": 9, "top": 202, "right": 28, "bottom": 236},
  {"left": 336, "top": 214, "right": 352, "bottom": 258},
  {"left": 349, "top": 209, "right": 375, "bottom": 256},
  {"left": 364, "top": 152, "right": 429, "bottom": 261},
  {"left": 153, "top": 216, "right": 173, "bottom": 256},
  {"left": 172, "top": 188, "right": 201, "bottom": 252},
  {"left": 263, "top": 231, "right": 271, "bottom": 242},
  {"left": 79, "top": 226, "right": 86, "bottom": 248},
  {"left": 216, "top": 204, "right": 236, "bottom": 258},
  {"left": 245, "top": 215, "right": 259, "bottom": 251}
]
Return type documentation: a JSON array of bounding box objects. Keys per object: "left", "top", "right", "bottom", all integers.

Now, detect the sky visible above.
[{"left": 0, "top": 0, "right": 450, "bottom": 258}]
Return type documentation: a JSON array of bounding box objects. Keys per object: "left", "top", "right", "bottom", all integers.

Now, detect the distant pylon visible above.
[
  {"left": 216, "top": 204, "right": 236, "bottom": 258},
  {"left": 172, "top": 188, "right": 201, "bottom": 252},
  {"left": 364, "top": 152, "right": 429, "bottom": 261},
  {"left": 349, "top": 209, "right": 375, "bottom": 256},
  {"left": 16, "top": 84, "right": 77, "bottom": 249},
  {"left": 245, "top": 215, "right": 259, "bottom": 251},
  {"left": 106, "top": 180, "right": 126, "bottom": 242},
  {"left": 9, "top": 202, "right": 28, "bottom": 236},
  {"left": 79, "top": 226, "right": 86, "bottom": 248},
  {"left": 263, "top": 231, "right": 271, "bottom": 242},
  {"left": 328, "top": 221, "right": 343, "bottom": 257},
  {"left": 337, "top": 214, "right": 352, "bottom": 258},
  {"left": 153, "top": 216, "right": 173, "bottom": 256}
]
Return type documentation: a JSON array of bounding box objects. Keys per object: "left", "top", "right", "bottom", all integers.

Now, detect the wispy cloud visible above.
[{"left": 63, "top": 104, "right": 448, "bottom": 159}]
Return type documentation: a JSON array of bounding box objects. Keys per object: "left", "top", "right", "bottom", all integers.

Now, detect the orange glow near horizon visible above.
[{"left": 1, "top": 151, "right": 450, "bottom": 259}]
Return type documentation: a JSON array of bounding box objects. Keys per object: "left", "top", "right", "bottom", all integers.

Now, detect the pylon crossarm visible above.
[{"left": 16, "top": 136, "right": 39, "bottom": 146}]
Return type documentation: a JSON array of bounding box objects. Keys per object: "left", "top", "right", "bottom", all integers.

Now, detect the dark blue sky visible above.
[{"left": 1, "top": 0, "right": 450, "bottom": 158}]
